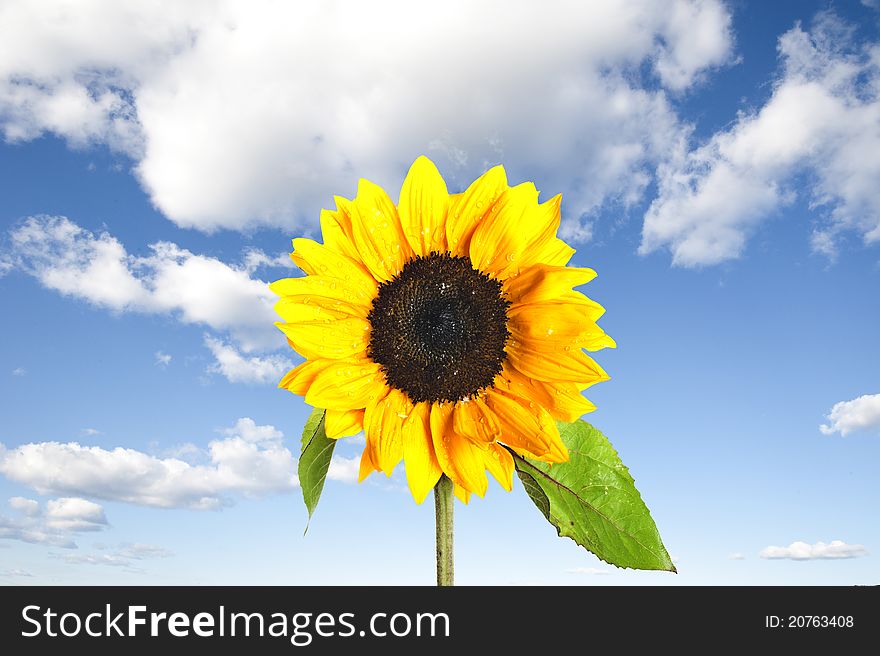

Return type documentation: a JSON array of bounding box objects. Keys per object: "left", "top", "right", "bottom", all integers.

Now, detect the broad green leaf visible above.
[
  {"left": 298, "top": 407, "right": 335, "bottom": 532},
  {"left": 512, "top": 419, "right": 675, "bottom": 572}
]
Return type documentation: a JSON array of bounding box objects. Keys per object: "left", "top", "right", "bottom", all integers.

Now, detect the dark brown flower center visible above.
[{"left": 367, "top": 253, "right": 510, "bottom": 403}]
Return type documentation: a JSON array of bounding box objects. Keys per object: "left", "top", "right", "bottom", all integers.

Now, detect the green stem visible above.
[{"left": 434, "top": 474, "right": 454, "bottom": 586}]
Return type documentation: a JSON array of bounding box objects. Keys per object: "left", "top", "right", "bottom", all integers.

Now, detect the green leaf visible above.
[
  {"left": 298, "top": 407, "right": 335, "bottom": 532},
  {"left": 512, "top": 419, "right": 675, "bottom": 572}
]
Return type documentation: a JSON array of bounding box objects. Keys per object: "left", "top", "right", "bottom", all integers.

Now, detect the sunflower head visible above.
[{"left": 271, "top": 156, "right": 614, "bottom": 504}]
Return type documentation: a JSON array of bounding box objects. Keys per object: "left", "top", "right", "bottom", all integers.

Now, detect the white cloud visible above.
[
  {"left": 0, "top": 568, "right": 33, "bottom": 577},
  {"left": 242, "top": 249, "right": 296, "bottom": 275},
  {"left": 565, "top": 566, "right": 614, "bottom": 575},
  {"left": 653, "top": 0, "right": 733, "bottom": 91},
  {"left": 641, "top": 12, "right": 880, "bottom": 266},
  {"left": 4, "top": 215, "right": 282, "bottom": 352},
  {"left": 760, "top": 540, "right": 868, "bottom": 560},
  {"left": 160, "top": 442, "right": 202, "bottom": 462},
  {"left": 0, "top": 418, "right": 370, "bottom": 511},
  {"left": 820, "top": 393, "right": 880, "bottom": 436},
  {"left": 205, "top": 336, "right": 291, "bottom": 385},
  {"left": 0, "top": 518, "right": 76, "bottom": 548},
  {"left": 327, "top": 455, "right": 360, "bottom": 484},
  {"left": 0, "top": 418, "right": 297, "bottom": 510},
  {"left": 45, "top": 497, "right": 108, "bottom": 532},
  {"left": 155, "top": 351, "right": 172, "bottom": 367},
  {"left": 11, "top": 367, "right": 26, "bottom": 376},
  {"left": 729, "top": 552, "right": 746, "bottom": 560},
  {"left": 8, "top": 496, "right": 40, "bottom": 516},
  {"left": 0, "top": 0, "right": 732, "bottom": 236},
  {"left": 80, "top": 428, "right": 102, "bottom": 437},
  {"left": 1, "top": 496, "right": 108, "bottom": 548},
  {"left": 220, "top": 417, "right": 283, "bottom": 444}
]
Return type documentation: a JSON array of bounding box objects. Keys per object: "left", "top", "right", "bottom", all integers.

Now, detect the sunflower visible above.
[{"left": 272, "top": 156, "right": 614, "bottom": 504}]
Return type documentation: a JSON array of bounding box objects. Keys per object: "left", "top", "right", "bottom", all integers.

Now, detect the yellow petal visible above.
[
  {"left": 518, "top": 194, "right": 575, "bottom": 267},
  {"left": 304, "top": 360, "right": 385, "bottom": 410},
  {"left": 350, "top": 178, "right": 413, "bottom": 282},
  {"left": 274, "top": 295, "right": 367, "bottom": 323},
  {"left": 276, "top": 316, "right": 370, "bottom": 360},
  {"left": 484, "top": 389, "right": 568, "bottom": 462},
  {"left": 364, "top": 387, "right": 410, "bottom": 475},
  {"left": 468, "top": 181, "right": 544, "bottom": 276},
  {"left": 269, "top": 275, "right": 376, "bottom": 310},
  {"left": 325, "top": 409, "right": 364, "bottom": 439},
  {"left": 507, "top": 291, "right": 605, "bottom": 323},
  {"left": 446, "top": 165, "right": 507, "bottom": 256},
  {"left": 398, "top": 156, "right": 449, "bottom": 256},
  {"left": 507, "top": 343, "right": 610, "bottom": 388},
  {"left": 504, "top": 263, "right": 596, "bottom": 305},
  {"left": 452, "top": 397, "right": 501, "bottom": 444},
  {"left": 528, "top": 237, "right": 575, "bottom": 267},
  {"left": 453, "top": 483, "right": 471, "bottom": 504},
  {"left": 552, "top": 291, "right": 608, "bottom": 320},
  {"left": 429, "top": 402, "right": 488, "bottom": 497},
  {"left": 495, "top": 363, "right": 596, "bottom": 422},
  {"left": 320, "top": 197, "right": 361, "bottom": 262},
  {"left": 545, "top": 384, "right": 597, "bottom": 421},
  {"left": 402, "top": 401, "right": 442, "bottom": 504},
  {"left": 358, "top": 445, "right": 379, "bottom": 482},
  {"left": 509, "top": 302, "right": 615, "bottom": 352},
  {"left": 484, "top": 443, "right": 514, "bottom": 492},
  {"left": 291, "top": 238, "right": 375, "bottom": 291},
  {"left": 278, "top": 358, "right": 334, "bottom": 396}
]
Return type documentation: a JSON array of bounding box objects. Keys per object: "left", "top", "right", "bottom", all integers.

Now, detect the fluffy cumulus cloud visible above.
[
  {"left": 44, "top": 497, "right": 108, "bottom": 531},
  {"left": 641, "top": 12, "right": 880, "bottom": 266},
  {"left": 204, "top": 336, "right": 291, "bottom": 385},
  {"left": 327, "top": 455, "right": 361, "bottom": 483},
  {"left": 0, "top": 0, "right": 732, "bottom": 237},
  {"left": 820, "top": 393, "right": 880, "bottom": 436},
  {"left": 0, "top": 417, "right": 359, "bottom": 510},
  {"left": 760, "top": 540, "right": 868, "bottom": 560},
  {"left": 0, "top": 496, "right": 108, "bottom": 548},
  {"left": 2, "top": 216, "right": 296, "bottom": 381},
  {"left": 3, "top": 215, "right": 284, "bottom": 351},
  {"left": 0, "top": 516, "right": 75, "bottom": 548},
  {"left": 8, "top": 496, "right": 39, "bottom": 517}
]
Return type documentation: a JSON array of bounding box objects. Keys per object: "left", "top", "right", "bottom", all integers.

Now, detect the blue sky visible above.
[{"left": 1, "top": 0, "right": 879, "bottom": 585}]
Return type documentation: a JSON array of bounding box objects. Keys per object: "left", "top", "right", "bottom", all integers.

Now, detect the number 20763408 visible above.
[{"left": 765, "top": 615, "right": 854, "bottom": 629}]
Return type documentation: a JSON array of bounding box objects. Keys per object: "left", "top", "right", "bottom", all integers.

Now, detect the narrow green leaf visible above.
[
  {"left": 298, "top": 407, "right": 335, "bottom": 532},
  {"left": 512, "top": 419, "right": 675, "bottom": 572}
]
